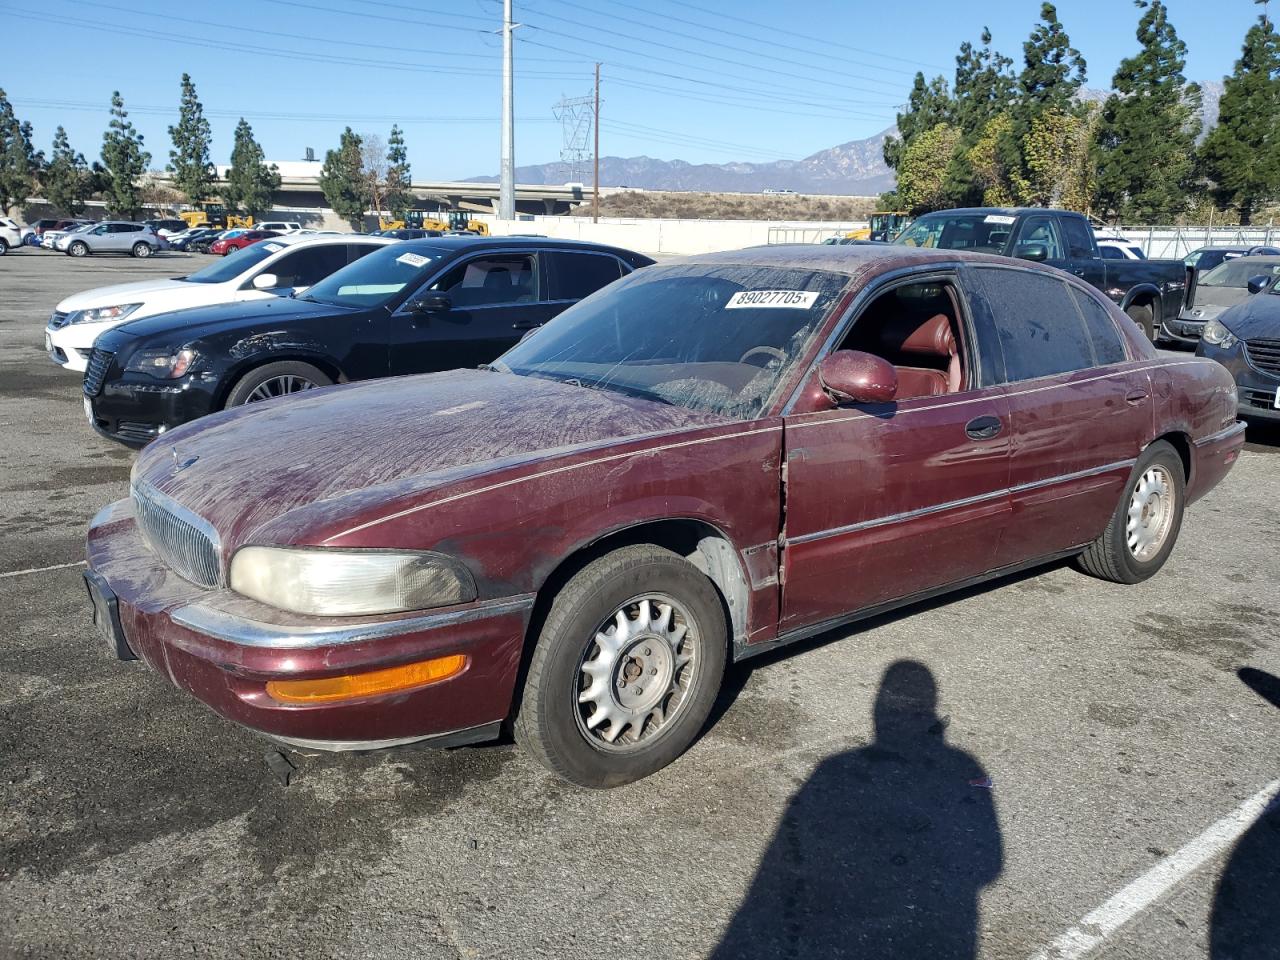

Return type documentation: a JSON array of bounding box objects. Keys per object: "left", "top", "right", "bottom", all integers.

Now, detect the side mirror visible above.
[
  {"left": 1014, "top": 242, "right": 1049, "bottom": 262},
  {"left": 817, "top": 350, "right": 898, "bottom": 405},
  {"left": 408, "top": 293, "right": 451, "bottom": 315},
  {"left": 252, "top": 273, "right": 279, "bottom": 290},
  {"left": 1247, "top": 275, "right": 1271, "bottom": 295}
]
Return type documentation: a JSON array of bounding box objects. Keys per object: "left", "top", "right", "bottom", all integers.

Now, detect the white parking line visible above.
[
  {"left": 0, "top": 560, "right": 86, "bottom": 579},
  {"left": 1029, "top": 778, "right": 1280, "bottom": 960}
]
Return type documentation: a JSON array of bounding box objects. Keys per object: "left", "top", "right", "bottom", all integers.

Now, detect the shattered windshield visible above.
[{"left": 494, "top": 264, "right": 848, "bottom": 419}]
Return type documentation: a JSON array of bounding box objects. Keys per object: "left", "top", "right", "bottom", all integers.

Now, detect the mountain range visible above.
[{"left": 472, "top": 81, "right": 1223, "bottom": 196}]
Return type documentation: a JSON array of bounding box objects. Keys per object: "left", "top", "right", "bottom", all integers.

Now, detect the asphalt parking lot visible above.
[{"left": 1, "top": 250, "right": 1277, "bottom": 960}]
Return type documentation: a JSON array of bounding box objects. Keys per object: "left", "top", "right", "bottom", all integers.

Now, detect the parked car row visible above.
[{"left": 77, "top": 237, "right": 1244, "bottom": 787}]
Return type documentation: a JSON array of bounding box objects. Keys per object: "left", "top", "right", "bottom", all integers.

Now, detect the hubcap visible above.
[
  {"left": 244, "top": 375, "right": 317, "bottom": 403},
  {"left": 1126, "top": 465, "right": 1175, "bottom": 562},
  {"left": 575, "top": 595, "right": 698, "bottom": 751}
]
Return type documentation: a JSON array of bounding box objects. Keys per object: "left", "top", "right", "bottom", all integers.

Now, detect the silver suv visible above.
[{"left": 59, "top": 222, "right": 163, "bottom": 258}]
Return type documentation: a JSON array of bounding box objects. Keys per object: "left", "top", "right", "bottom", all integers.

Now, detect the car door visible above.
[
  {"left": 109, "top": 224, "right": 142, "bottom": 252},
  {"left": 962, "top": 264, "right": 1151, "bottom": 567},
  {"left": 779, "top": 271, "right": 1013, "bottom": 633},
  {"left": 388, "top": 251, "right": 560, "bottom": 374},
  {"left": 1057, "top": 215, "right": 1107, "bottom": 291}
]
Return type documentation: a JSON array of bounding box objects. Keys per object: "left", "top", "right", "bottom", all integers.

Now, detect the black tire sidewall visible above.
[
  {"left": 224, "top": 361, "right": 331, "bottom": 408},
  {"left": 528, "top": 551, "right": 727, "bottom": 788},
  {"left": 132, "top": 242, "right": 151, "bottom": 258},
  {"left": 69, "top": 242, "right": 87, "bottom": 257},
  {"left": 1110, "top": 443, "right": 1185, "bottom": 582},
  {"left": 1127, "top": 304, "right": 1155, "bottom": 342}
]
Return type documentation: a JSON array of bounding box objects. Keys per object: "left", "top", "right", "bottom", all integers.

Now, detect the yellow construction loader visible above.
[{"left": 847, "top": 211, "right": 910, "bottom": 242}]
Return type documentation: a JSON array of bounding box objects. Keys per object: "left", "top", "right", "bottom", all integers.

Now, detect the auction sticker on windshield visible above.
[
  {"left": 725, "top": 290, "right": 819, "bottom": 309},
  {"left": 396, "top": 252, "right": 431, "bottom": 268},
  {"left": 263, "top": 243, "right": 284, "bottom": 253},
  {"left": 984, "top": 214, "right": 1016, "bottom": 224}
]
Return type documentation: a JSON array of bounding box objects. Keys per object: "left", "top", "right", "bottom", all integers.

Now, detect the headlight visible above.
[
  {"left": 69, "top": 303, "right": 143, "bottom": 325},
  {"left": 125, "top": 347, "right": 197, "bottom": 378},
  {"left": 229, "top": 547, "right": 478, "bottom": 616},
  {"left": 1201, "top": 318, "right": 1238, "bottom": 348}
]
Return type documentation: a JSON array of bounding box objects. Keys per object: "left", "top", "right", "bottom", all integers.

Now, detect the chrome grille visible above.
[
  {"left": 131, "top": 483, "right": 222, "bottom": 588},
  {"left": 48, "top": 310, "right": 70, "bottom": 329},
  {"left": 1245, "top": 338, "right": 1280, "bottom": 376},
  {"left": 83, "top": 348, "right": 113, "bottom": 397}
]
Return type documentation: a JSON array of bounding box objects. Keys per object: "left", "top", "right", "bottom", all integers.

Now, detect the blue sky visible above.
[{"left": 2, "top": 0, "right": 1267, "bottom": 180}]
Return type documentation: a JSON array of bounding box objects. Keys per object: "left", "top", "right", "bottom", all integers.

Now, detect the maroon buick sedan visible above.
[{"left": 85, "top": 245, "right": 1244, "bottom": 787}]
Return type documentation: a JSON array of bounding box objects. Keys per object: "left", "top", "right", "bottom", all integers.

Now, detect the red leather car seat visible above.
[{"left": 879, "top": 313, "right": 961, "bottom": 399}]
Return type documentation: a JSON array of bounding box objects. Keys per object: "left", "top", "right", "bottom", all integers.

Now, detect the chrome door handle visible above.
[{"left": 1125, "top": 389, "right": 1149, "bottom": 404}]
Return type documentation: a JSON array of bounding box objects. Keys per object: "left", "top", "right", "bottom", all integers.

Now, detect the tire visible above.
[
  {"left": 515, "top": 544, "right": 728, "bottom": 788},
  {"left": 1075, "top": 440, "right": 1185, "bottom": 584},
  {"left": 0, "top": 238, "right": 8, "bottom": 255},
  {"left": 224, "top": 361, "right": 332, "bottom": 408},
  {"left": 221, "top": 246, "right": 235, "bottom": 256},
  {"left": 68, "top": 241, "right": 89, "bottom": 258},
  {"left": 131, "top": 241, "right": 153, "bottom": 258},
  {"left": 1126, "top": 303, "right": 1155, "bottom": 342}
]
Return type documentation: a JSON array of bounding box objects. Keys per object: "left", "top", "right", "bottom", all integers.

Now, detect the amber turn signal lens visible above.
[{"left": 265, "top": 654, "right": 467, "bottom": 704}]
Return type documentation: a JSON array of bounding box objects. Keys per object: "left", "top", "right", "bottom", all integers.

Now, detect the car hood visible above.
[
  {"left": 57, "top": 278, "right": 197, "bottom": 312},
  {"left": 132, "top": 368, "right": 733, "bottom": 554},
  {"left": 1218, "top": 294, "right": 1280, "bottom": 339},
  {"left": 104, "top": 296, "right": 343, "bottom": 345}
]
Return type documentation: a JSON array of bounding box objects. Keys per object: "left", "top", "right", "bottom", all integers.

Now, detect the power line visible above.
[
  {"left": 604, "top": 76, "right": 888, "bottom": 123},
  {"left": 601, "top": 120, "right": 807, "bottom": 162}
]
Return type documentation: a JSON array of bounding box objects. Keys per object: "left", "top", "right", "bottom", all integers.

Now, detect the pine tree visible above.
[
  {"left": 45, "top": 126, "right": 90, "bottom": 215},
  {"left": 1200, "top": 15, "right": 1280, "bottom": 224},
  {"left": 883, "top": 74, "right": 951, "bottom": 171},
  {"left": 223, "top": 119, "right": 280, "bottom": 218},
  {"left": 1093, "top": 1, "right": 1200, "bottom": 222},
  {"left": 1018, "top": 2, "right": 1088, "bottom": 115},
  {"left": 944, "top": 29, "right": 1016, "bottom": 205},
  {"left": 0, "top": 89, "right": 42, "bottom": 215},
  {"left": 100, "top": 91, "right": 151, "bottom": 219},
  {"left": 384, "top": 125, "right": 413, "bottom": 220},
  {"left": 167, "top": 73, "right": 214, "bottom": 203},
  {"left": 320, "top": 127, "right": 367, "bottom": 228}
]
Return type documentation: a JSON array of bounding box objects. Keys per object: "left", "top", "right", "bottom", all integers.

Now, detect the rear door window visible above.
[
  {"left": 547, "top": 251, "right": 625, "bottom": 301},
  {"left": 267, "top": 245, "right": 348, "bottom": 288},
  {"left": 1070, "top": 288, "right": 1128, "bottom": 365},
  {"left": 967, "top": 267, "right": 1097, "bottom": 382},
  {"left": 1060, "top": 216, "right": 1096, "bottom": 259}
]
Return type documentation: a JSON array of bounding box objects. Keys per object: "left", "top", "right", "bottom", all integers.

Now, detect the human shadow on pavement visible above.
[
  {"left": 711, "top": 659, "right": 1003, "bottom": 960},
  {"left": 1209, "top": 668, "right": 1280, "bottom": 960}
]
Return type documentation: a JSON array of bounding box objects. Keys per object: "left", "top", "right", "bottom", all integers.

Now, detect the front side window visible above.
[
  {"left": 1100, "top": 246, "right": 1124, "bottom": 260},
  {"left": 495, "top": 264, "right": 848, "bottom": 418},
  {"left": 1016, "top": 217, "right": 1064, "bottom": 260},
  {"left": 968, "top": 267, "right": 1096, "bottom": 382},
  {"left": 429, "top": 254, "right": 537, "bottom": 307}
]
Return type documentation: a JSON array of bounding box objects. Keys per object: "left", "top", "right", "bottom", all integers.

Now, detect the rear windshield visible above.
[{"left": 180, "top": 242, "right": 282, "bottom": 283}]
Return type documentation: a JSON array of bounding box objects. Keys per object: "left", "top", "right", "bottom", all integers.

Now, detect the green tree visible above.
[
  {"left": 965, "top": 112, "right": 1022, "bottom": 206},
  {"left": 100, "top": 91, "right": 151, "bottom": 218},
  {"left": 1018, "top": 2, "right": 1088, "bottom": 115},
  {"left": 44, "top": 126, "right": 90, "bottom": 215},
  {"left": 1023, "top": 106, "right": 1098, "bottom": 210},
  {"left": 883, "top": 73, "right": 951, "bottom": 171},
  {"left": 897, "top": 123, "right": 962, "bottom": 214},
  {"left": 384, "top": 124, "right": 413, "bottom": 220},
  {"left": 1093, "top": 1, "right": 1201, "bottom": 222},
  {"left": 320, "top": 126, "right": 367, "bottom": 228},
  {"left": 1200, "top": 15, "right": 1280, "bottom": 224},
  {"left": 0, "top": 89, "right": 42, "bottom": 215},
  {"left": 222, "top": 118, "right": 280, "bottom": 218},
  {"left": 167, "top": 73, "right": 214, "bottom": 202},
  {"left": 944, "top": 28, "right": 1016, "bottom": 205}
]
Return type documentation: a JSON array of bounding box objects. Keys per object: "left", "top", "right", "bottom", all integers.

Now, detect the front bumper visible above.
[
  {"left": 1197, "top": 340, "right": 1280, "bottom": 422},
  {"left": 85, "top": 371, "right": 220, "bottom": 447},
  {"left": 47, "top": 318, "right": 119, "bottom": 372},
  {"left": 85, "top": 499, "right": 533, "bottom": 750},
  {"left": 1162, "top": 313, "right": 1207, "bottom": 345}
]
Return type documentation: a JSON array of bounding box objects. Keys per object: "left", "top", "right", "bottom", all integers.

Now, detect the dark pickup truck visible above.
[{"left": 893, "top": 207, "right": 1185, "bottom": 341}]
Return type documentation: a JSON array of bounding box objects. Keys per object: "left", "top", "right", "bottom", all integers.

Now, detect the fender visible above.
[{"left": 1119, "top": 282, "right": 1163, "bottom": 315}]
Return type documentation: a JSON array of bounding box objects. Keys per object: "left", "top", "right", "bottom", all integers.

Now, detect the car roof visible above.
[
  {"left": 911, "top": 207, "right": 1084, "bottom": 217},
  {"left": 394, "top": 235, "right": 647, "bottom": 257},
  {"left": 262, "top": 233, "right": 397, "bottom": 250},
  {"left": 665, "top": 242, "right": 1040, "bottom": 278},
  {"left": 1190, "top": 246, "right": 1250, "bottom": 254}
]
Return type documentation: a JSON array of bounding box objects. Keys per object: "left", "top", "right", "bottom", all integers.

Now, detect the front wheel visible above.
[
  {"left": 1126, "top": 303, "right": 1156, "bottom": 342},
  {"left": 68, "top": 241, "right": 89, "bottom": 258},
  {"left": 131, "top": 241, "right": 153, "bottom": 258},
  {"left": 1075, "top": 440, "right": 1185, "bottom": 583},
  {"left": 224, "top": 361, "right": 332, "bottom": 407},
  {"left": 0, "top": 238, "right": 8, "bottom": 255},
  {"left": 515, "top": 544, "right": 727, "bottom": 788}
]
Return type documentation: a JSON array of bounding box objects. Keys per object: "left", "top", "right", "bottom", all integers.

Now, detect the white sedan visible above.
[{"left": 46, "top": 234, "right": 395, "bottom": 372}]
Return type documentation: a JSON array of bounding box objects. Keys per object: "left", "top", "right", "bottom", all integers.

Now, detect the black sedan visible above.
[
  {"left": 84, "top": 236, "right": 653, "bottom": 446},
  {"left": 1196, "top": 282, "right": 1280, "bottom": 421}
]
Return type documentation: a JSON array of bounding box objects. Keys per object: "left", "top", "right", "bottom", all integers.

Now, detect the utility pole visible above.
[
  {"left": 499, "top": 0, "right": 516, "bottom": 221},
  {"left": 593, "top": 62, "right": 601, "bottom": 223}
]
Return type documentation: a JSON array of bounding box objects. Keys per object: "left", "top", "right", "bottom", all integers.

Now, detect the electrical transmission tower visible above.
[{"left": 553, "top": 92, "right": 595, "bottom": 184}]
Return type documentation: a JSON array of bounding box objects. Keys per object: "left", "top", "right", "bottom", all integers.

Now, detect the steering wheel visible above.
[{"left": 739, "top": 345, "right": 787, "bottom": 367}]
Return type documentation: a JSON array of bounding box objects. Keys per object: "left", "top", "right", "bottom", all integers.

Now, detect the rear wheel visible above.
[
  {"left": 221, "top": 246, "right": 235, "bottom": 256},
  {"left": 131, "top": 241, "right": 153, "bottom": 258},
  {"left": 1126, "top": 302, "right": 1156, "bottom": 342},
  {"left": 224, "top": 361, "right": 332, "bottom": 408},
  {"left": 68, "top": 241, "right": 89, "bottom": 257},
  {"left": 515, "top": 545, "right": 727, "bottom": 788},
  {"left": 1075, "top": 440, "right": 1185, "bottom": 584}
]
